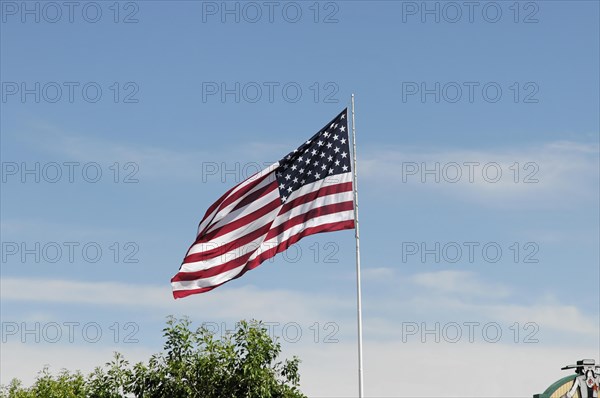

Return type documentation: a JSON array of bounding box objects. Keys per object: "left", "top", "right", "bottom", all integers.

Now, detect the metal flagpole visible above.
[{"left": 350, "top": 93, "right": 364, "bottom": 398}]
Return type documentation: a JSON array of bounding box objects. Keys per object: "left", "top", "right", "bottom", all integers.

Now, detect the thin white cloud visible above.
[
  {"left": 360, "top": 140, "right": 599, "bottom": 208},
  {"left": 360, "top": 267, "right": 396, "bottom": 281},
  {"left": 411, "top": 270, "right": 513, "bottom": 298},
  {"left": 3, "top": 272, "right": 596, "bottom": 339},
  {"left": 11, "top": 124, "right": 289, "bottom": 183},
  {"left": 0, "top": 278, "right": 352, "bottom": 325},
  {"left": 15, "top": 125, "right": 598, "bottom": 205}
]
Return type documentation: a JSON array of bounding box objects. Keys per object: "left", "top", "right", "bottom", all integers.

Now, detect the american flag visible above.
[{"left": 171, "top": 109, "right": 355, "bottom": 298}]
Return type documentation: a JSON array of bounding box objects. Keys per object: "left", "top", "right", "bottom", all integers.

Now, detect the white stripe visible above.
[
  {"left": 187, "top": 192, "right": 281, "bottom": 255},
  {"left": 172, "top": 264, "right": 246, "bottom": 291},
  {"left": 197, "top": 162, "right": 279, "bottom": 235},
  {"left": 273, "top": 190, "right": 353, "bottom": 229},
  {"left": 199, "top": 168, "right": 277, "bottom": 236},
  {"left": 203, "top": 182, "right": 279, "bottom": 236},
  {"left": 180, "top": 239, "right": 262, "bottom": 273},
  {"left": 247, "top": 210, "right": 355, "bottom": 263},
  {"left": 283, "top": 172, "right": 353, "bottom": 204}
]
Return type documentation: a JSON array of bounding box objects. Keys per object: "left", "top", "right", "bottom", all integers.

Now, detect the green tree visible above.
[{"left": 1, "top": 318, "right": 306, "bottom": 398}]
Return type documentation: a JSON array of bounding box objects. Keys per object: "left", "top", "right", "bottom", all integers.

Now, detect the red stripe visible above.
[
  {"left": 172, "top": 219, "right": 355, "bottom": 299},
  {"left": 195, "top": 191, "right": 280, "bottom": 243},
  {"left": 173, "top": 249, "right": 255, "bottom": 282},
  {"left": 218, "top": 172, "right": 275, "bottom": 214},
  {"left": 183, "top": 222, "right": 271, "bottom": 264},
  {"left": 281, "top": 181, "right": 353, "bottom": 214},
  {"left": 198, "top": 185, "right": 236, "bottom": 226},
  {"left": 266, "top": 201, "right": 354, "bottom": 241},
  {"left": 197, "top": 171, "right": 275, "bottom": 236},
  {"left": 246, "top": 219, "right": 355, "bottom": 270},
  {"left": 231, "top": 179, "right": 278, "bottom": 212}
]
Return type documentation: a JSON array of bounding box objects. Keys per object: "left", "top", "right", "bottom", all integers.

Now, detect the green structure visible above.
[
  {"left": 534, "top": 374, "right": 577, "bottom": 398},
  {"left": 534, "top": 359, "right": 599, "bottom": 398}
]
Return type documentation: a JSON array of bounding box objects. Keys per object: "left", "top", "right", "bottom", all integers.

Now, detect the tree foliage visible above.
[{"left": 1, "top": 317, "right": 305, "bottom": 398}]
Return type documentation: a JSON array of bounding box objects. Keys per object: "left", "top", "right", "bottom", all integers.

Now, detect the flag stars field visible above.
[{"left": 276, "top": 112, "right": 351, "bottom": 204}]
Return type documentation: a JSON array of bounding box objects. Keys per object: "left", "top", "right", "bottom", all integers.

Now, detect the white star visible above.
[
  {"left": 341, "top": 113, "right": 345, "bottom": 119},
  {"left": 282, "top": 195, "right": 287, "bottom": 202},
  {"left": 283, "top": 164, "right": 289, "bottom": 169},
  {"left": 341, "top": 138, "right": 347, "bottom": 144},
  {"left": 304, "top": 157, "right": 311, "bottom": 164},
  {"left": 286, "top": 155, "right": 291, "bottom": 160},
  {"left": 333, "top": 134, "right": 339, "bottom": 141},
  {"left": 319, "top": 152, "right": 325, "bottom": 158},
  {"left": 311, "top": 149, "right": 317, "bottom": 156},
  {"left": 328, "top": 169, "right": 334, "bottom": 174},
  {"left": 293, "top": 177, "right": 298, "bottom": 183},
  {"left": 326, "top": 143, "right": 332, "bottom": 149},
  {"left": 298, "top": 156, "right": 303, "bottom": 163},
  {"left": 327, "top": 155, "right": 333, "bottom": 162},
  {"left": 291, "top": 165, "right": 297, "bottom": 171},
  {"left": 330, "top": 123, "right": 335, "bottom": 128},
  {"left": 307, "top": 170, "right": 312, "bottom": 176},
  {"left": 313, "top": 161, "right": 319, "bottom": 167},
  {"left": 317, "top": 140, "right": 324, "bottom": 146},
  {"left": 335, "top": 160, "right": 340, "bottom": 166},
  {"left": 276, "top": 172, "right": 282, "bottom": 177},
  {"left": 285, "top": 174, "right": 291, "bottom": 180},
  {"left": 299, "top": 168, "right": 305, "bottom": 173},
  {"left": 279, "top": 183, "right": 285, "bottom": 189},
  {"left": 334, "top": 147, "right": 340, "bottom": 153},
  {"left": 306, "top": 140, "right": 311, "bottom": 145},
  {"left": 301, "top": 179, "right": 305, "bottom": 184},
  {"left": 342, "top": 165, "right": 349, "bottom": 171},
  {"left": 287, "top": 186, "right": 292, "bottom": 192},
  {"left": 315, "top": 172, "right": 321, "bottom": 179},
  {"left": 321, "top": 164, "right": 327, "bottom": 170},
  {"left": 340, "top": 126, "right": 346, "bottom": 132},
  {"left": 341, "top": 151, "right": 347, "bottom": 158},
  {"left": 323, "top": 132, "right": 330, "bottom": 138}
]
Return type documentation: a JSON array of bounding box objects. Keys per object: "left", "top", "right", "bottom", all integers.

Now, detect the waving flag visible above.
[{"left": 171, "top": 109, "right": 355, "bottom": 298}]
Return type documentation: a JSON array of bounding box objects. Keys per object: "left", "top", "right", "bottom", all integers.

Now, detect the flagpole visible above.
[{"left": 351, "top": 93, "right": 364, "bottom": 398}]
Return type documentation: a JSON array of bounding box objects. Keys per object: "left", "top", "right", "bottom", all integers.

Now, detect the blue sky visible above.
[{"left": 1, "top": 1, "right": 599, "bottom": 396}]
